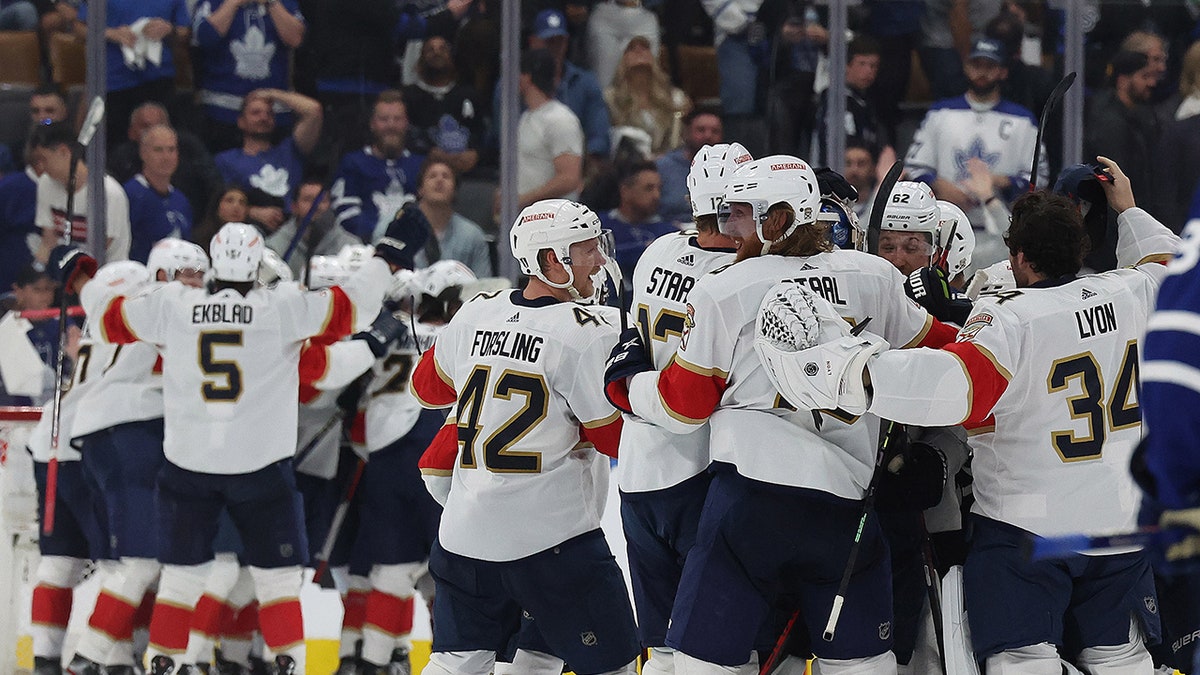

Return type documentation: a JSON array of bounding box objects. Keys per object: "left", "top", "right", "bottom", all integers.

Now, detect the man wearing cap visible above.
[
  {"left": 1085, "top": 50, "right": 1160, "bottom": 202},
  {"left": 495, "top": 9, "right": 611, "bottom": 164},
  {"left": 905, "top": 37, "right": 1047, "bottom": 270}
]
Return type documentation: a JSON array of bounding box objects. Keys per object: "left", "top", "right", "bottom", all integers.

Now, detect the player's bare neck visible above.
[{"left": 523, "top": 278, "right": 566, "bottom": 303}]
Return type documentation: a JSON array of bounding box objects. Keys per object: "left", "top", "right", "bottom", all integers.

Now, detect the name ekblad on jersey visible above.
[
  {"left": 192, "top": 303, "right": 254, "bottom": 324},
  {"left": 786, "top": 275, "right": 847, "bottom": 306},
  {"left": 646, "top": 267, "right": 696, "bottom": 303},
  {"left": 471, "top": 329, "right": 543, "bottom": 363},
  {"left": 1076, "top": 301, "right": 1118, "bottom": 340}
]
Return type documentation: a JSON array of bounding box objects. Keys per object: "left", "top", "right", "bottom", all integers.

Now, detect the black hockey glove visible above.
[
  {"left": 375, "top": 202, "right": 430, "bottom": 270},
  {"left": 815, "top": 167, "right": 859, "bottom": 203},
  {"left": 352, "top": 308, "right": 409, "bottom": 358},
  {"left": 604, "top": 327, "right": 653, "bottom": 414},
  {"left": 904, "top": 266, "right": 972, "bottom": 326},
  {"left": 876, "top": 441, "right": 948, "bottom": 513},
  {"left": 47, "top": 244, "right": 97, "bottom": 290}
]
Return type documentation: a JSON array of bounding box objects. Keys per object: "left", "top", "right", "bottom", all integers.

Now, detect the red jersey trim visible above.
[
  {"left": 657, "top": 356, "right": 726, "bottom": 425},
  {"left": 419, "top": 421, "right": 459, "bottom": 473},
  {"left": 581, "top": 417, "right": 623, "bottom": 458},
  {"left": 313, "top": 287, "right": 354, "bottom": 345},
  {"left": 412, "top": 346, "right": 457, "bottom": 408},
  {"left": 907, "top": 315, "right": 958, "bottom": 349},
  {"left": 100, "top": 297, "right": 139, "bottom": 344},
  {"left": 943, "top": 341, "right": 1010, "bottom": 427}
]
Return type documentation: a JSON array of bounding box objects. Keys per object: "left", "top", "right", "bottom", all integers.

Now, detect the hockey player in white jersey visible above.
[
  {"left": 68, "top": 241, "right": 209, "bottom": 675},
  {"left": 26, "top": 255, "right": 139, "bottom": 675},
  {"left": 410, "top": 199, "right": 640, "bottom": 675},
  {"left": 59, "top": 218, "right": 405, "bottom": 675},
  {"left": 611, "top": 143, "right": 744, "bottom": 674},
  {"left": 604, "top": 156, "right": 961, "bottom": 674},
  {"left": 766, "top": 157, "right": 1178, "bottom": 674}
]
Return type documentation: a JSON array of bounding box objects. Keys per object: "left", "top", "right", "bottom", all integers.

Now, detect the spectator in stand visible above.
[
  {"left": 9, "top": 85, "right": 69, "bottom": 171},
  {"left": 330, "top": 90, "right": 424, "bottom": 243},
  {"left": 862, "top": 0, "right": 924, "bottom": 146},
  {"left": 75, "top": 0, "right": 191, "bottom": 153},
  {"left": 1121, "top": 30, "right": 1169, "bottom": 101},
  {"left": 762, "top": 0, "right": 828, "bottom": 158},
  {"left": 985, "top": 10, "right": 1056, "bottom": 135},
  {"left": 124, "top": 124, "right": 193, "bottom": 263},
  {"left": 919, "top": 0, "right": 1004, "bottom": 99},
  {"left": 0, "top": 132, "right": 45, "bottom": 290},
  {"left": 585, "top": 0, "right": 660, "bottom": 93},
  {"left": 0, "top": 266, "right": 60, "bottom": 407},
  {"left": 191, "top": 184, "right": 248, "bottom": 247},
  {"left": 190, "top": 0, "right": 307, "bottom": 153},
  {"left": 214, "top": 88, "right": 322, "bottom": 234},
  {"left": 654, "top": 106, "right": 723, "bottom": 225},
  {"left": 513, "top": 48, "right": 584, "bottom": 209},
  {"left": 1084, "top": 50, "right": 1160, "bottom": 200},
  {"left": 812, "top": 34, "right": 896, "bottom": 175},
  {"left": 402, "top": 36, "right": 483, "bottom": 176},
  {"left": 906, "top": 38, "right": 1045, "bottom": 269},
  {"left": 497, "top": 9, "right": 611, "bottom": 165},
  {"left": 844, "top": 139, "right": 878, "bottom": 220},
  {"left": 700, "top": 0, "right": 766, "bottom": 119},
  {"left": 1150, "top": 46, "right": 1200, "bottom": 232},
  {"left": 412, "top": 159, "right": 492, "bottom": 277},
  {"left": 305, "top": 0, "right": 471, "bottom": 157},
  {"left": 0, "top": 0, "right": 41, "bottom": 29},
  {"left": 604, "top": 36, "right": 691, "bottom": 159},
  {"left": 266, "top": 177, "right": 359, "bottom": 278},
  {"left": 108, "top": 102, "right": 222, "bottom": 221},
  {"left": 600, "top": 159, "right": 674, "bottom": 285},
  {"left": 32, "top": 122, "right": 130, "bottom": 264}
]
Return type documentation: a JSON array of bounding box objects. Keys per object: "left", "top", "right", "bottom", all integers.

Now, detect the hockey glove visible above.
[
  {"left": 877, "top": 440, "right": 948, "bottom": 512},
  {"left": 904, "top": 266, "right": 972, "bottom": 326},
  {"left": 1160, "top": 508, "right": 1200, "bottom": 564},
  {"left": 604, "top": 327, "right": 652, "bottom": 414},
  {"left": 47, "top": 245, "right": 98, "bottom": 292},
  {"left": 375, "top": 203, "right": 431, "bottom": 270},
  {"left": 815, "top": 167, "right": 859, "bottom": 203},
  {"left": 353, "top": 308, "right": 410, "bottom": 358}
]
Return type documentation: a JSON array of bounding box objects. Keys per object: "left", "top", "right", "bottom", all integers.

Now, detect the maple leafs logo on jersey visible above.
[
  {"left": 1081, "top": 288, "right": 1096, "bottom": 300},
  {"left": 676, "top": 253, "right": 695, "bottom": 266}
]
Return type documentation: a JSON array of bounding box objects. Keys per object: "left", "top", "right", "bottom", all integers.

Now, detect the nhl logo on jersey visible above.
[
  {"left": 1144, "top": 596, "right": 1157, "bottom": 614},
  {"left": 804, "top": 362, "right": 819, "bottom": 377},
  {"left": 878, "top": 621, "right": 892, "bottom": 640},
  {"left": 580, "top": 631, "right": 598, "bottom": 646}
]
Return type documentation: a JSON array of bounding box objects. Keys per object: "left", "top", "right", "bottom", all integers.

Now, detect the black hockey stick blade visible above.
[
  {"left": 1029, "top": 71, "right": 1076, "bottom": 191},
  {"left": 866, "top": 160, "right": 904, "bottom": 255}
]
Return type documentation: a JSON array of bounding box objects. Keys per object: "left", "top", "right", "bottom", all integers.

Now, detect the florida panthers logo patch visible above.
[
  {"left": 957, "top": 313, "right": 994, "bottom": 342},
  {"left": 681, "top": 303, "right": 696, "bottom": 350}
]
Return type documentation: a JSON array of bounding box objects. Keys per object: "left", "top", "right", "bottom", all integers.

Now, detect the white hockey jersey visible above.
[
  {"left": 619, "top": 232, "right": 734, "bottom": 493},
  {"left": 364, "top": 320, "right": 441, "bottom": 452},
  {"left": 627, "top": 250, "right": 952, "bottom": 500},
  {"left": 83, "top": 259, "right": 390, "bottom": 475},
  {"left": 412, "top": 290, "right": 623, "bottom": 562},
  {"left": 868, "top": 207, "right": 1180, "bottom": 539},
  {"left": 27, "top": 329, "right": 110, "bottom": 463},
  {"left": 71, "top": 340, "right": 162, "bottom": 439}
]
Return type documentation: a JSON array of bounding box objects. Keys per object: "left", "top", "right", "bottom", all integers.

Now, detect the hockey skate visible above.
[
  {"left": 268, "top": 655, "right": 296, "bottom": 675},
  {"left": 64, "top": 656, "right": 104, "bottom": 675},
  {"left": 387, "top": 648, "right": 412, "bottom": 675},
  {"left": 34, "top": 656, "right": 64, "bottom": 675},
  {"left": 148, "top": 655, "right": 180, "bottom": 675}
]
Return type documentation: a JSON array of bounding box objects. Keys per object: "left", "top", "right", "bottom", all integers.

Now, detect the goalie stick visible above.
[
  {"left": 1029, "top": 71, "right": 1077, "bottom": 191},
  {"left": 866, "top": 160, "right": 904, "bottom": 256},
  {"left": 44, "top": 96, "right": 105, "bottom": 536}
]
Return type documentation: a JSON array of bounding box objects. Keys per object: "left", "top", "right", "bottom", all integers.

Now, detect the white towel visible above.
[{"left": 121, "top": 17, "right": 164, "bottom": 70}]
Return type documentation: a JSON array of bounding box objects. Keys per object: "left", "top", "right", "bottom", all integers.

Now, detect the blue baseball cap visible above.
[
  {"left": 969, "top": 38, "right": 1006, "bottom": 64},
  {"left": 533, "top": 9, "right": 569, "bottom": 40}
]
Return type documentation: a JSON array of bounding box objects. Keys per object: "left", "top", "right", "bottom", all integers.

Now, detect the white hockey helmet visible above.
[
  {"left": 307, "top": 255, "right": 349, "bottom": 289},
  {"left": 91, "top": 260, "right": 150, "bottom": 296},
  {"left": 880, "top": 181, "right": 939, "bottom": 234},
  {"left": 688, "top": 142, "right": 753, "bottom": 219},
  {"left": 935, "top": 200, "right": 976, "bottom": 277},
  {"left": 418, "top": 260, "right": 477, "bottom": 299},
  {"left": 719, "top": 155, "right": 820, "bottom": 252},
  {"left": 257, "top": 248, "right": 294, "bottom": 288},
  {"left": 147, "top": 238, "right": 208, "bottom": 282},
  {"left": 337, "top": 244, "right": 375, "bottom": 272},
  {"left": 510, "top": 199, "right": 608, "bottom": 292},
  {"left": 210, "top": 223, "right": 265, "bottom": 283}
]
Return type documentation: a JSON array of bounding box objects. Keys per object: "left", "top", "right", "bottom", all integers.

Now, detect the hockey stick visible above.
[
  {"left": 282, "top": 138, "right": 346, "bottom": 263},
  {"left": 918, "top": 512, "right": 947, "bottom": 670},
  {"left": 823, "top": 420, "right": 897, "bottom": 642},
  {"left": 292, "top": 410, "right": 345, "bottom": 469},
  {"left": 19, "top": 306, "right": 84, "bottom": 321},
  {"left": 313, "top": 458, "right": 366, "bottom": 585},
  {"left": 44, "top": 96, "right": 104, "bottom": 536},
  {"left": 1028, "top": 71, "right": 1076, "bottom": 192},
  {"left": 1026, "top": 526, "right": 1180, "bottom": 561},
  {"left": 866, "top": 160, "right": 904, "bottom": 255}
]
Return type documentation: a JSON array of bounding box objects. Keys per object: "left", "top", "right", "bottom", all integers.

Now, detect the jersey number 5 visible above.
[
  {"left": 1046, "top": 341, "right": 1140, "bottom": 462},
  {"left": 457, "top": 365, "right": 548, "bottom": 473},
  {"left": 199, "top": 331, "right": 244, "bottom": 402}
]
